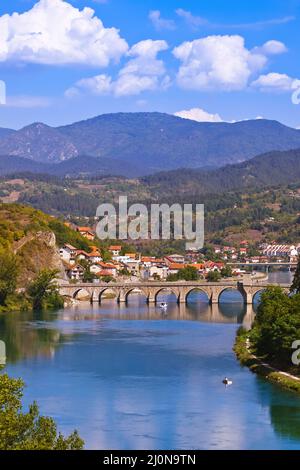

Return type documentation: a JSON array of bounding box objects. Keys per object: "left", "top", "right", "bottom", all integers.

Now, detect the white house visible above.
[{"left": 59, "top": 244, "right": 77, "bottom": 263}]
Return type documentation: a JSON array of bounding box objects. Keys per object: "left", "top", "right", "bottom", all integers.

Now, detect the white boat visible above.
[
  {"left": 222, "top": 377, "right": 233, "bottom": 386},
  {"left": 160, "top": 302, "right": 168, "bottom": 309}
]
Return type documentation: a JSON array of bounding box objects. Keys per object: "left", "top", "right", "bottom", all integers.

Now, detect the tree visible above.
[
  {"left": 0, "top": 373, "right": 84, "bottom": 450},
  {"left": 251, "top": 286, "right": 300, "bottom": 366},
  {"left": 0, "top": 250, "right": 19, "bottom": 306},
  {"left": 207, "top": 270, "right": 221, "bottom": 282},
  {"left": 291, "top": 256, "right": 300, "bottom": 293},
  {"left": 221, "top": 266, "right": 232, "bottom": 278},
  {"left": 178, "top": 266, "right": 199, "bottom": 281},
  {"left": 27, "top": 269, "right": 63, "bottom": 310}
]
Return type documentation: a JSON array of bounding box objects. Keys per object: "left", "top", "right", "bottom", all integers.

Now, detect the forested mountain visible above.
[
  {"left": 142, "top": 148, "right": 300, "bottom": 198},
  {"left": 0, "top": 113, "right": 300, "bottom": 174}
]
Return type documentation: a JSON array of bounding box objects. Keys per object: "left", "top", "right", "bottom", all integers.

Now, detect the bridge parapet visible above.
[{"left": 58, "top": 280, "right": 290, "bottom": 306}]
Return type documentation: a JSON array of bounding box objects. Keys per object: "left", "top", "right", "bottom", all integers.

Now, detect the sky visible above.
[{"left": 0, "top": 0, "right": 300, "bottom": 129}]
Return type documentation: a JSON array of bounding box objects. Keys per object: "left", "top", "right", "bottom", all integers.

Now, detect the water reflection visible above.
[{"left": 1, "top": 287, "right": 300, "bottom": 450}]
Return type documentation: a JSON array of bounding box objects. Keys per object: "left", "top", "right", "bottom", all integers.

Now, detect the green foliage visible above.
[
  {"left": 27, "top": 269, "right": 63, "bottom": 310},
  {"left": 251, "top": 286, "right": 300, "bottom": 366},
  {"left": 0, "top": 250, "right": 19, "bottom": 306},
  {"left": 207, "top": 271, "right": 221, "bottom": 282},
  {"left": 0, "top": 373, "right": 84, "bottom": 450},
  {"left": 221, "top": 266, "right": 233, "bottom": 278},
  {"left": 167, "top": 266, "right": 199, "bottom": 281}
]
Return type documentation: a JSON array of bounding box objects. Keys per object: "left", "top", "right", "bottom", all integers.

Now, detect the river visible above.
[{"left": 1, "top": 272, "right": 300, "bottom": 450}]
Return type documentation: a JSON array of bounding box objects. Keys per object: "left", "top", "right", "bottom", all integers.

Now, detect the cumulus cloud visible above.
[
  {"left": 253, "top": 40, "right": 288, "bottom": 56},
  {"left": 174, "top": 107, "right": 223, "bottom": 122},
  {"left": 66, "top": 39, "right": 170, "bottom": 97},
  {"left": 0, "top": 0, "right": 128, "bottom": 66},
  {"left": 251, "top": 73, "right": 300, "bottom": 92},
  {"left": 149, "top": 10, "right": 176, "bottom": 30},
  {"left": 172, "top": 35, "right": 287, "bottom": 91}
]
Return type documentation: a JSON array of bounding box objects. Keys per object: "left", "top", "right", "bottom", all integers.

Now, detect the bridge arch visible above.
[
  {"left": 98, "top": 287, "right": 119, "bottom": 303},
  {"left": 72, "top": 288, "right": 93, "bottom": 302},
  {"left": 124, "top": 288, "right": 148, "bottom": 304},
  {"left": 185, "top": 288, "right": 210, "bottom": 304},
  {"left": 252, "top": 289, "right": 266, "bottom": 304},
  {"left": 218, "top": 287, "right": 244, "bottom": 304},
  {"left": 155, "top": 287, "right": 179, "bottom": 304}
]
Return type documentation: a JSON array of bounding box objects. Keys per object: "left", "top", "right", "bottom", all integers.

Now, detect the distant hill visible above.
[
  {"left": 0, "top": 113, "right": 300, "bottom": 174},
  {"left": 0, "top": 123, "right": 78, "bottom": 163},
  {"left": 0, "top": 154, "right": 143, "bottom": 178},
  {"left": 142, "top": 148, "right": 300, "bottom": 197}
]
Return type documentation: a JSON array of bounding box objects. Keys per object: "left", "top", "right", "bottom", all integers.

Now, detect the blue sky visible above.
[{"left": 0, "top": 0, "right": 299, "bottom": 129}]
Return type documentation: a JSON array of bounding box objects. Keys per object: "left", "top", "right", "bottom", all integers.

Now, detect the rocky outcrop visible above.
[{"left": 16, "top": 231, "right": 66, "bottom": 287}]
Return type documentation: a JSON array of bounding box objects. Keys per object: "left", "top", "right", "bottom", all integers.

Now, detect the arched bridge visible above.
[{"left": 59, "top": 280, "right": 290, "bottom": 305}]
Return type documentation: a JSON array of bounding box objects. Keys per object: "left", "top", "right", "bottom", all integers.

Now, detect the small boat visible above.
[
  {"left": 222, "top": 377, "right": 233, "bottom": 386},
  {"left": 160, "top": 302, "right": 168, "bottom": 309}
]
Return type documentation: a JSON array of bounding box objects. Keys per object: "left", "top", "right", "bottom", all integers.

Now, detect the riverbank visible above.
[{"left": 234, "top": 329, "right": 300, "bottom": 394}]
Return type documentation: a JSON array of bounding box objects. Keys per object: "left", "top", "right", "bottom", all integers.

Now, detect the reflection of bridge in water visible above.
[
  {"left": 59, "top": 280, "right": 290, "bottom": 306},
  {"left": 62, "top": 300, "right": 256, "bottom": 329}
]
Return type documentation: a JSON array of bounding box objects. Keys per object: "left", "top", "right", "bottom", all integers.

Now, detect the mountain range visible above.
[{"left": 0, "top": 113, "right": 300, "bottom": 176}]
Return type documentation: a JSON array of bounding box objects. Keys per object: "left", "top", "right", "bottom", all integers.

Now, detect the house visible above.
[
  {"left": 87, "top": 249, "right": 102, "bottom": 263},
  {"left": 164, "top": 254, "right": 185, "bottom": 266},
  {"left": 66, "top": 264, "right": 85, "bottom": 281},
  {"left": 144, "top": 264, "right": 169, "bottom": 280},
  {"left": 97, "top": 262, "right": 117, "bottom": 278},
  {"left": 75, "top": 250, "right": 90, "bottom": 261},
  {"left": 239, "top": 247, "right": 247, "bottom": 256},
  {"left": 59, "top": 244, "right": 77, "bottom": 262},
  {"left": 90, "top": 264, "right": 102, "bottom": 275},
  {"left": 77, "top": 226, "right": 95, "bottom": 241},
  {"left": 167, "top": 263, "right": 186, "bottom": 275},
  {"left": 109, "top": 245, "right": 122, "bottom": 257},
  {"left": 204, "top": 261, "right": 224, "bottom": 273}
]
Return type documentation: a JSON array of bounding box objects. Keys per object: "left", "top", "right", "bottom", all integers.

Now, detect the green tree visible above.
[
  {"left": 251, "top": 286, "right": 300, "bottom": 366},
  {"left": 27, "top": 269, "right": 63, "bottom": 310},
  {"left": 221, "top": 266, "right": 233, "bottom": 278},
  {"left": 207, "top": 270, "right": 221, "bottom": 282},
  {"left": 0, "top": 373, "right": 84, "bottom": 450},
  {"left": 0, "top": 250, "right": 19, "bottom": 306},
  {"left": 178, "top": 266, "right": 199, "bottom": 281}
]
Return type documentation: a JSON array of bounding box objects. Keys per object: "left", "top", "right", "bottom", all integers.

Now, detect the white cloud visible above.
[
  {"left": 173, "top": 35, "right": 287, "bottom": 91},
  {"left": 253, "top": 40, "right": 287, "bottom": 56},
  {"left": 149, "top": 10, "right": 176, "bottom": 31},
  {"left": 174, "top": 107, "right": 223, "bottom": 122},
  {"left": 175, "top": 9, "right": 295, "bottom": 30},
  {"left": 0, "top": 0, "right": 128, "bottom": 66},
  {"left": 66, "top": 39, "right": 170, "bottom": 97},
  {"left": 174, "top": 109, "right": 267, "bottom": 123},
  {"left": 251, "top": 72, "right": 300, "bottom": 92},
  {"left": 175, "top": 9, "right": 208, "bottom": 28}
]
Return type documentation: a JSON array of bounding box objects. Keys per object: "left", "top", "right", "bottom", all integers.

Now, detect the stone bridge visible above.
[{"left": 59, "top": 280, "right": 290, "bottom": 305}]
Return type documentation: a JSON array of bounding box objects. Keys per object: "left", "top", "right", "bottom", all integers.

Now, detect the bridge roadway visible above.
[{"left": 59, "top": 279, "right": 291, "bottom": 305}]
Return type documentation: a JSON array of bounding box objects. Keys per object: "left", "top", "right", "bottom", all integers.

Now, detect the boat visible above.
[
  {"left": 160, "top": 302, "right": 168, "bottom": 309},
  {"left": 222, "top": 377, "right": 233, "bottom": 386}
]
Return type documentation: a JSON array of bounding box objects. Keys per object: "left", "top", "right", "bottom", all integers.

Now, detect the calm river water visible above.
[{"left": 1, "top": 271, "right": 300, "bottom": 450}]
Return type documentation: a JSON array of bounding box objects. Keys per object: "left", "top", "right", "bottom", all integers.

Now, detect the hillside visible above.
[
  {"left": 0, "top": 203, "right": 94, "bottom": 286},
  {"left": 141, "top": 148, "right": 300, "bottom": 198},
  {"left": 0, "top": 113, "right": 300, "bottom": 174}
]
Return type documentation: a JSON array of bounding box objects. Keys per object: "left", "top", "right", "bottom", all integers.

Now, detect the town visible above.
[{"left": 59, "top": 223, "right": 299, "bottom": 283}]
